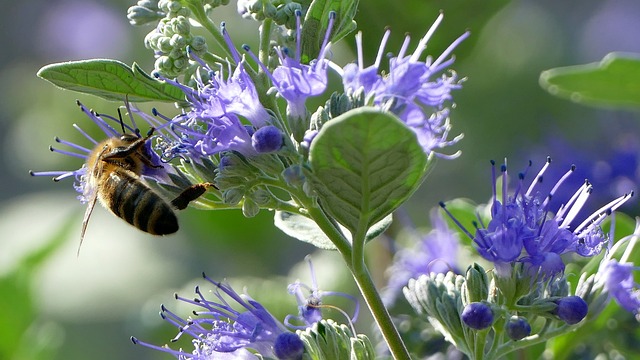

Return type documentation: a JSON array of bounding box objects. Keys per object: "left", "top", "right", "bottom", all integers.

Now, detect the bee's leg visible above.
[{"left": 171, "top": 183, "right": 217, "bottom": 210}]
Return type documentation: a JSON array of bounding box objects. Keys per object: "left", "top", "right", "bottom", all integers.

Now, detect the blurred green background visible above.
[{"left": 2, "top": 0, "right": 640, "bottom": 359}]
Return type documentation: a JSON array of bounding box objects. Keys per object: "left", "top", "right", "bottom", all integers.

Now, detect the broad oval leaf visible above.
[
  {"left": 274, "top": 210, "right": 392, "bottom": 250},
  {"left": 540, "top": 52, "right": 640, "bottom": 109},
  {"left": 37, "top": 59, "right": 185, "bottom": 102},
  {"left": 308, "top": 107, "right": 428, "bottom": 238}
]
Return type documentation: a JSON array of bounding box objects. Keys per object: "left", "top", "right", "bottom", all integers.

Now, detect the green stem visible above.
[
  {"left": 489, "top": 323, "right": 569, "bottom": 358},
  {"left": 473, "top": 330, "right": 488, "bottom": 360},
  {"left": 303, "top": 202, "right": 410, "bottom": 359},
  {"left": 304, "top": 205, "right": 352, "bottom": 257},
  {"left": 350, "top": 257, "right": 411, "bottom": 360}
]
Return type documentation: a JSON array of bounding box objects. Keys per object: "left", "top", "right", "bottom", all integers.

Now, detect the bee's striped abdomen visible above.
[{"left": 102, "top": 171, "right": 178, "bottom": 235}]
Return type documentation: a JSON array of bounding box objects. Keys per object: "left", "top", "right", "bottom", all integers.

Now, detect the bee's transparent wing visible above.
[
  {"left": 77, "top": 147, "right": 107, "bottom": 257},
  {"left": 78, "top": 188, "right": 98, "bottom": 257}
]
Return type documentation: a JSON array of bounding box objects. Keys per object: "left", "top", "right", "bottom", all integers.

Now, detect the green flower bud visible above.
[
  {"left": 263, "top": 2, "right": 277, "bottom": 18},
  {"left": 242, "top": 198, "right": 260, "bottom": 217},
  {"left": 327, "top": 92, "right": 353, "bottom": 118},
  {"left": 127, "top": 5, "right": 164, "bottom": 26},
  {"left": 168, "top": 47, "right": 185, "bottom": 60},
  {"left": 404, "top": 272, "right": 467, "bottom": 349},
  {"left": 172, "top": 56, "right": 188, "bottom": 71},
  {"left": 298, "top": 320, "right": 375, "bottom": 360},
  {"left": 160, "top": 0, "right": 182, "bottom": 13},
  {"left": 222, "top": 188, "right": 244, "bottom": 205},
  {"left": 247, "top": 0, "right": 262, "bottom": 13},
  {"left": 251, "top": 188, "right": 271, "bottom": 206},
  {"left": 283, "top": 165, "right": 306, "bottom": 187},
  {"left": 138, "top": 0, "right": 160, "bottom": 10},
  {"left": 171, "top": 16, "right": 191, "bottom": 36},
  {"left": 157, "top": 37, "right": 173, "bottom": 53},
  {"left": 310, "top": 106, "right": 329, "bottom": 131},
  {"left": 272, "top": 9, "right": 289, "bottom": 26},
  {"left": 154, "top": 56, "right": 173, "bottom": 72},
  {"left": 463, "top": 263, "right": 490, "bottom": 304},
  {"left": 174, "top": 7, "right": 191, "bottom": 17},
  {"left": 144, "top": 31, "right": 163, "bottom": 50},
  {"left": 169, "top": 34, "right": 185, "bottom": 48},
  {"left": 190, "top": 35, "right": 207, "bottom": 52}
]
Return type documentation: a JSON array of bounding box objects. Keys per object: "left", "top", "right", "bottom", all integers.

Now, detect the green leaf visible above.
[
  {"left": 309, "top": 107, "right": 428, "bottom": 239},
  {"left": 301, "top": 0, "right": 359, "bottom": 63},
  {"left": 37, "top": 59, "right": 185, "bottom": 102},
  {"left": 539, "top": 52, "right": 640, "bottom": 108},
  {"left": 274, "top": 210, "right": 392, "bottom": 250},
  {"left": 0, "top": 213, "right": 74, "bottom": 359}
]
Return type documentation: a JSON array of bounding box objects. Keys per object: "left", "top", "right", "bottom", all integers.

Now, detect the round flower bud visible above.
[
  {"left": 252, "top": 125, "right": 283, "bottom": 153},
  {"left": 461, "top": 302, "right": 493, "bottom": 330},
  {"left": 552, "top": 296, "right": 588, "bottom": 325},
  {"left": 506, "top": 316, "right": 531, "bottom": 341},
  {"left": 127, "top": 5, "right": 164, "bottom": 26},
  {"left": 274, "top": 332, "right": 304, "bottom": 360}
]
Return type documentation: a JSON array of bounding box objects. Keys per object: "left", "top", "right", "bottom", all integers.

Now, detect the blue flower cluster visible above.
[{"left": 441, "top": 158, "right": 633, "bottom": 279}]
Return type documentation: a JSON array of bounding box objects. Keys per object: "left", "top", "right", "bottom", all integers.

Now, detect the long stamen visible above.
[
  {"left": 556, "top": 180, "right": 590, "bottom": 220},
  {"left": 561, "top": 184, "right": 592, "bottom": 227},
  {"left": 220, "top": 22, "right": 242, "bottom": 64},
  {"left": 439, "top": 201, "right": 474, "bottom": 239},
  {"left": 73, "top": 124, "right": 98, "bottom": 144},
  {"left": 513, "top": 160, "right": 533, "bottom": 198},
  {"left": 501, "top": 163, "right": 508, "bottom": 209},
  {"left": 76, "top": 101, "right": 119, "bottom": 137},
  {"left": 316, "top": 12, "right": 336, "bottom": 61},
  {"left": 54, "top": 136, "right": 90, "bottom": 153},
  {"left": 374, "top": 29, "right": 391, "bottom": 68},
  {"left": 430, "top": 30, "right": 471, "bottom": 72},
  {"left": 49, "top": 145, "right": 86, "bottom": 159},
  {"left": 542, "top": 164, "right": 576, "bottom": 208},
  {"left": 574, "top": 192, "right": 634, "bottom": 234},
  {"left": 295, "top": 10, "right": 302, "bottom": 61},
  {"left": 410, "top": 12, "right": 444, "bottom": 62},
  {"left": 526, "top": 156, "right": 552, "bottom": 196}
]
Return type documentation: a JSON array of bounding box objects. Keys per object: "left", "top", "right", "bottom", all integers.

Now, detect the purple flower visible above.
[
  {"left": 285, "top": 257, "right": 359, "bottom": 329},
  {"left": 551, "top": 296, "right": 588, "bottom": 325},
  {"left": 441, "top": 158, "right": 633, "bottom": 279},
  {"left": 340, "top": 13, "right": 469, "bottom": 157},
  {"left": 154, "top": 64, "right": 266, "bottom": 158},
  {"left": 600, "top": 259, "right": 640, "bottom": 316},
  {"left": 382, "top": 209, "right": 460, "bottom": 306},
  {"left": 461, "top": 302, "right": 494, "bottom": 330},
  {"left": 30, "top": 101, "right": 171, "bottom": 203},
  {"left": 131, "top": 273, "right": 302, "bottom": 359},
  {"left": 247, "top": 10, "right": 334, "bottom": 121}
]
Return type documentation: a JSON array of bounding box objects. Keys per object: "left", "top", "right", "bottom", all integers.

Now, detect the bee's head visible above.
[{"left": 119, "top": 133, "right": 141, "bottom": 144}]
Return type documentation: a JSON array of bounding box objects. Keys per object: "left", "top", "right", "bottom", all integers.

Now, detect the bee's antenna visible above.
[
  {"left": 117, "top": 108, "right": 127, "bottom": 134},
  {"left": 123, "top": 95, "right": 141, "bottom": 137}
]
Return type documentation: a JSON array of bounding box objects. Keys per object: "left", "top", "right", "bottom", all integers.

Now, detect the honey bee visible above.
[{"left": 78, "top": 112, "right": 214, "bottom": 252}]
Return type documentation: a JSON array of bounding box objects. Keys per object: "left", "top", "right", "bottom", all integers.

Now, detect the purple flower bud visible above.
[
  {"left": 252, "top": 125, "right": 284, "bottom": 153},
  {"left": 506, "top": 316, "right": 531, "bottom": 341},
  {"left": 461, "top": 302, "right": 493, "bottom": 330},
  {"left": 552, "top": 296, "right": 588, "bottom": 325},
  {"left": 274, "top": 332, "right": 304, "bottom": 360},
  {"left": 219, "top": 154, "right": 235, "bottom": 171}
]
